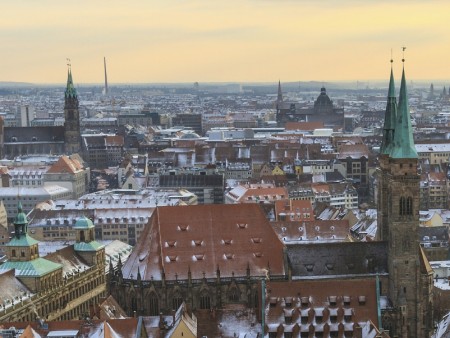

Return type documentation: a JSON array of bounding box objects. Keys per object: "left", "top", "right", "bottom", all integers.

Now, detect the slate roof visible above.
[
  {"left": 287, "top": 242, "right": 388, "bottom": 278},
  {"left": 122, "top": 204, "right": 286, "bottom": 281},
  {"left": 3, "top": 126, "right": 65, "bottom": 143}
]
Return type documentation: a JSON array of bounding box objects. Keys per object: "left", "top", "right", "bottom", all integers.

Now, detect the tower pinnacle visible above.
[{"left": 380, "top": 58, "right": 397, "bottom": 155}]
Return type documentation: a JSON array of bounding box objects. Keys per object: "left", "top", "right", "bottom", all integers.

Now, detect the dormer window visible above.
[
  {"left": 178, "top": 225, "right": 189, "bottom": 231},
  {"left": 194, "top": 254, "right": 204, "bottom": 261},
  {"left": 166, "top": 241, "right": 176, "bottom": 247},
  {"left": 193, "top": 239, "right": 203, "bottom": 246},
  {"left": 251, "top": 237, "right": 262, "bottom": 244},
  {"left": 237, "top": 223, "right": 248, "bottom": 229},
  {"left": 224, "top": 253, "right": 234, "bottom": 260},
  {"left": 223, "top": 239, "right": 232, "bottom": 245}
]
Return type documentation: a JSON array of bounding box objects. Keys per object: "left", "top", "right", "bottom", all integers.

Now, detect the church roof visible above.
[
  {"left": 287, "top": 241, "right": 388, "bottom": 277},
  {"left": 122, "top": 204, "right": 285, "bottom": 281},
  {"left": 0, "top": 257, "right": 61, "bottom": 277}
]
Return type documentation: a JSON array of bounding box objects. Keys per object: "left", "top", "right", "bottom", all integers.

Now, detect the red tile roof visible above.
[{"left": 122, "top": 204, "right": 286, "bottom": 281}]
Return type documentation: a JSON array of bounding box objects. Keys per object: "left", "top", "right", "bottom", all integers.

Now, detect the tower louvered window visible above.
[{"left": 399, "top": 197, "right": 413, "bottom": 216}]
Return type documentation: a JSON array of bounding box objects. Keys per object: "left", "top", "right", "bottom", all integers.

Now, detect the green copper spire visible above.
[
  {"left": 390, "top": 64, "right": 418, "bottom": 159},
  {"left": 65, "top": 68, "right": 78, "bottom": 99},
  {"left": 380, "top": 63, "right": 397, "bottom": 155}
]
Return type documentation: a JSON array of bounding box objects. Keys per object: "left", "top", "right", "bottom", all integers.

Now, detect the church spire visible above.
[
  {"left": 380, "top": 58, "right": 397, "bottom": 155},
  {"left": 390, "top": 53, "right": 417, "bottom": 159},
  {"left": 65, "top": 59, "right": 77, "bottom": 99},
  {"left": 277, "top": 80, "right": 283, "bottom": 102}
]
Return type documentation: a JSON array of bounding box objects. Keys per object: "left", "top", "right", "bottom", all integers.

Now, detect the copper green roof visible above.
[
  {"left": 390, "top": 66, "right": 418, "bottom": 159},
  {"left": 0, "top": 258, "right": 61, "bottom": 277},
  {"left": 14, "top": 201, "right": 28, "bottom": 225},
  {"left": 5, "top": 234, "right": 39, "bottom": 247},
  {"left": 380, "top": 67, "right": 397, "bottom": 155},
  {"left": 65, "top": 69, "right": 78, "bottom": 99},
  {"left": 73, "top": 216, "right": 94, "bottom": 229},
  {"left": 75, "top": 240, "right": 104, "bottom": 252}
]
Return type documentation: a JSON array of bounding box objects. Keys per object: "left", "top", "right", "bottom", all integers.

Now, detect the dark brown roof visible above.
[
  {"left": 122, "top": 204, "right": 286, "bottom": 281},
  {"left": 287, "top": 242, "right": 388, "bottom": 277}
]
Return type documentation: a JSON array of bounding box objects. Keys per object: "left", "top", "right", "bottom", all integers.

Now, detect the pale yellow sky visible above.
[{"left": 1, "top": 0, "right": 450, "bottom": 84}]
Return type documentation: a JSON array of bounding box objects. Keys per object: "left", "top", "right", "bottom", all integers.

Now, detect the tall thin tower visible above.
[{"left": 103, "top": 57, "right": 109, "bottom": 96}]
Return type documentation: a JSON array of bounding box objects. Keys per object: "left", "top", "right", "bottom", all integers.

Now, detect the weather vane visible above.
[{"left": 402, "top": 47, "right": 406, "bottom": 63}]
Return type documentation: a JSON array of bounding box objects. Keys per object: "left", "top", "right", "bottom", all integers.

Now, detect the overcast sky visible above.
[{"left": 1, "top": 0, "right": 449, "bottom": 84}]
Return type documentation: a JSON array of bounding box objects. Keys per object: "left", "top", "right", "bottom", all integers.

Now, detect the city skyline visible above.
[{"left": 2, "top": 0, "right": 450, "bottom": 84}]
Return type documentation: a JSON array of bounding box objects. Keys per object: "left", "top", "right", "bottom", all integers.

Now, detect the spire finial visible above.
[
  {"left": 66, "top": 58, "right": 71, "bottom": 72},
  {"left": 402, "top": 46, "right": 406, "bottom": 63},
  {"left": 390, "top": 48, "right": 393, "bottom": 64}
]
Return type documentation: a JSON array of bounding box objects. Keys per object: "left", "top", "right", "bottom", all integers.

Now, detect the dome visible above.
[
  {"left": 14, "top": 202, "right": 28, "bottom": 225},
  {"left": 73, "top": 216, "right": 94, "bottom": 229}
]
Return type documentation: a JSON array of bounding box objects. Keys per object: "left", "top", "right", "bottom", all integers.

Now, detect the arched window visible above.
[
  {"left": 199, "top": 292, "right": 211, "bottom": 310},
  {"left": 228, "top": 287, "right": 240, "bottom": 302},
  {"left": 399, "top": 197, "right": 406, "bottom": 215},
  {"left": 148, "top": 292, "right": 159, "bottom": 316},
  {"left": 12, "top": 249, "right": 16, "bottom": 257},
  {"left": 80, "top": 230, "right": 85, "bottom": 242},
  {"left": 131, "top": 296, "right": 137, "bottom": 313},
  {"left": 406, "top": 197, "right": 413, "bottom": 215},
  {"left": 172, "top": 295, "right": 183, "bottom": 311}
]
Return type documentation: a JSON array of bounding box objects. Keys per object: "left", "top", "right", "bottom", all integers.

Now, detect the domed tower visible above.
[
  {"left": 5, "top": 202, "right": 39, "bottom": 262},
  {"left": 73, "top": 216, "right": 105, "bottom": 267},
  {"left": 313, "top": 87, "right": 334, "bottom": 115},
  {"left": 64, "top": 64, "right": 81, "bottom": 154}
]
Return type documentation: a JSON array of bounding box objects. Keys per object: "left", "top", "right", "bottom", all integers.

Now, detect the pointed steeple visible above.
[
  {"left": 277, "top": 80, "right": 283, "bottom": 103},
  {"left": 380, "top": 60, "right": 397, "bottom": 155},
  {"left": 390, "top": 61, "right": 418, "bottom": 159},
  {"left": 65, "top": 66, "right": 78, "bottom": 99}
]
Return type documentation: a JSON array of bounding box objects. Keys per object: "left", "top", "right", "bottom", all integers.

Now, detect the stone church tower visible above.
[
  {"left": 377, "top": 60, "right": 433, "bottom": 337},
  {"left": 64, "top": 67, "right": 82, "bottom": 154}
]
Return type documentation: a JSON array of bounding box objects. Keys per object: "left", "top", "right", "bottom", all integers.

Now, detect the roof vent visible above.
[
  {"left": 224, "top": 253, "right": 234, "bottom": 260},
  {"left": 254, "top": 252, "right": 263, "bottom": 258},
  {"left": 237, "top": 223, "right": 248, "bottom": 229},
  {"left": 251, "top": 237, "right": 262, "bottom": 244},
  {"left": 223, "top": 239, "right": 232, "bottom": 245}
]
